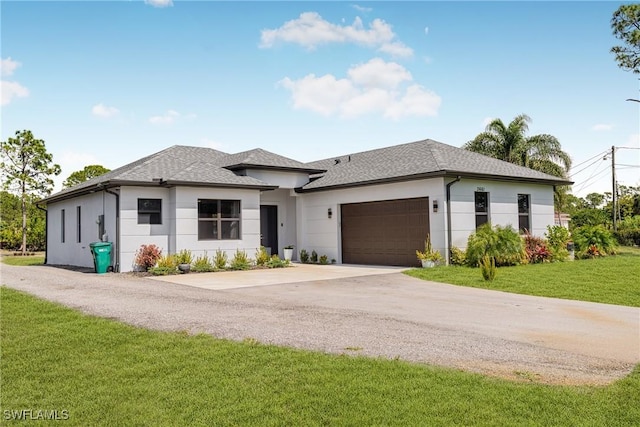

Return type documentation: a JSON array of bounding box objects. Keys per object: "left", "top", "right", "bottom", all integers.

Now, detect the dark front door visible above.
[
  {"left": 341, "top": 197, "right": 429, "bottom": 266},
  {"left": 260, "top": 205, "right": 278, "bottom": 256}
]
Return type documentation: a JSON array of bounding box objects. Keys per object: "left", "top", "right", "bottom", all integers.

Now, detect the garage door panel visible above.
[{"left": 341, "top": 197, "right": 429, "bottom": 267}]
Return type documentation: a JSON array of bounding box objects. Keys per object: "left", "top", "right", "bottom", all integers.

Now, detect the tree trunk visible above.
[{"left": 21, "top": 181, "right": 27, "bottom": 255}]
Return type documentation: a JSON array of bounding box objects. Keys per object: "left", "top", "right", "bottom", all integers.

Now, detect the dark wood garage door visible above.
[{"left": 341, "top": 197, "right": 429, "bottom": 267}]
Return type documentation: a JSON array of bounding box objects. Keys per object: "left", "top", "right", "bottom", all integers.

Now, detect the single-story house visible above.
[{"left": 39, "top": 139, "right": 572, "bottom": 272}]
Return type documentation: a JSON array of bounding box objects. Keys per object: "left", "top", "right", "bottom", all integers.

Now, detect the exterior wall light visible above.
[
  {"left": 433, "top": 200, "right": 438, "bottom": 213},
  {"left": 328, "top": 208, "right": 333, "bottom": 218}
]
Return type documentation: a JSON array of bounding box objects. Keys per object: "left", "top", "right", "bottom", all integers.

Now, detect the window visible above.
[
  {"left": 77, "top": 206, "right": 82, "bottom": 243},
  {"left": 138, "top": 199, "right": 162, "bottom": 224},
  {"left": 474, "top": 192, "right": 489, "bottom": 228},
  {"left": 61, "top": 209, "right": 66, "bottom": 243},
  {"left": 198, "top": 199, "right": 240, "bottom": 240},
  {"left": 518, "top": 194, "right": 530, "bottom": 233}
]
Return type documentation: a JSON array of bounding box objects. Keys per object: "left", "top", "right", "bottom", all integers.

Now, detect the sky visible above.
[{"left": 2, "top": 0, "right": 639, "bottom": 197}]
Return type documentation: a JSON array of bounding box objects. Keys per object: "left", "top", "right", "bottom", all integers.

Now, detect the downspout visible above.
[
  {"left": 104, "top": 188, "right": 120, "bottom": 272},
  {"left": 445, "top": 176, "right": 461, "bottom": 265},
  {"left": 36, "top": 203, "right": 48, "bottom": 265}
]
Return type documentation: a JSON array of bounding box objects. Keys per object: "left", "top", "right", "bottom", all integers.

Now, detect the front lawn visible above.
[
  {"left": 1, "top": 253, "right": 45, "bottom": 266},
  {"left": 1, "top": 288, "right": 639, "bottom": 426},
  {"left": 405, "top": 246, "right": 640, "bottom": 307}
]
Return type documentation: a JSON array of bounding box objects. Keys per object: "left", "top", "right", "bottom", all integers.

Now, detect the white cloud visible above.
[
  {"left": 148, "top": 110, "right": 196, "bottom": 125},
  {"left": 1, "top": 80, "right": 29, "bottom": 106},
  {"left": 352, "top": 4, "right": 372, "bottom": 13},
  {"left": 591, "top": 123, "right": 613, "bottom": 131},
  {"left": 424, "top": 27, "right": 429, "bottom": 36},
  {"left": 92, "top": 103, "right": 120, "bottom": 118},
  {"left": 1, "top": 57, "right": 20, "bottom": 77},
  {"left": 260, "top": 12, "right": 413, "bottom": 57},
  {"left": 144, "top": 0, "right": 173, "bottom": 8},
  {"left": 482, "top": 117, "right": 494, "bottom": 127},
  {"left": 1, "top": 57, "right": 29, "bottom": 106},
  {"left": 279, "top": 58, "right": 441, "bottom": 120}
]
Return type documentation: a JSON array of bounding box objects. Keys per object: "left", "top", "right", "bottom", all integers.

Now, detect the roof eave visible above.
[
  {"left": 295, "top": 170, "right": 572, "bottom": 193},
  {"left": 224, "top": 164, "right": 326, "bottom": 174}
]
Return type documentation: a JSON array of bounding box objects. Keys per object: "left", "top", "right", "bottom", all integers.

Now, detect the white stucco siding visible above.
[
  {"left": 244, "top": 169, "right": 310, "bottom": 189},
  {"left": 46, "top": 191, "right": 117, "bottom": 268},
  {"left": 172, "top": 187, "right": 261, "bottom": 263},
  {"left": 298, "top": 179, "right": 446, "bottom": 263},
  {"left": 448, "top": 179, "right": 555, "bottom": 250},
  {"left": 259, "top": 188, "right": 297, "bottom": 259},
  {"left": 118, "top": 186, "right": 262, "bottom": 271}
]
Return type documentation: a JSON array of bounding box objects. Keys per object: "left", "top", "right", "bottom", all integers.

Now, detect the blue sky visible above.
[{"left": 2, "top": 1, "right": 638, "bottom": 196}]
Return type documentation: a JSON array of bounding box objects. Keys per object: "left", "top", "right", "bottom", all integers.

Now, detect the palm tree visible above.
[{"left": 464, "top": 114, "right": 572, "bottom": 219}]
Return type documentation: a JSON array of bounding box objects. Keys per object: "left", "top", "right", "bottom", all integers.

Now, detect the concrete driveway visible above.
[
  {"left": 149, "top": 264, "right": 407, "bottom": 289},
  {"left": 2, "top": 263, "right": 639, "bottom": 385}
]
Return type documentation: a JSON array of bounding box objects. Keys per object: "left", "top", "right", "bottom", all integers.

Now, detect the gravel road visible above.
[{"left": 2, "top": 263, "right": 638, "bottom": 385}]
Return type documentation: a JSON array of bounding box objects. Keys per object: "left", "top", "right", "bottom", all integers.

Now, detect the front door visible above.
[{"left": 260, "top": 205, "right": 278, "bottom": 256}]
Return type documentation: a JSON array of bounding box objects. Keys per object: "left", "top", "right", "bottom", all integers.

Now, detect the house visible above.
[{"left": 39, "top": 139, "right": 572, "bottom": 272}]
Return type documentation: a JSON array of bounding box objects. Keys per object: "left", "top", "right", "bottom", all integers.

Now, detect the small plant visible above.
[
  {"left": 300, "top": 249, "right": 309, "bottom": 264},
  {"left": 310, "top": 250, "right": 318, "bottom": 263},
  {"left": 573, "top": 225, "right": 617, "bottom": 258},
  {"left": 192, "top": 252, "right": 215, "bottom": 273},
  {"left": 479, "top": 255, "right": 496, "bottom": 281},
  {"left": 545, "top": 225, "right": 570, "bottom": 262},
  {"left": 331, "top": 258, "right": 336, "bottom": 264},
  {"left": 175, "top": 249, "right": 193, "bottom": 265},
  {"left": 229, "top": 249, "right": 251, "bottom": 270},
  {"left": 450, "top": 246, "right": 466, "bottom": 266},
  {"left": 255, "top": 246, "right": 270, "bottom": 267},
  {"left": 134, "top": 244, "right": 162, "bottom": 271},
  {"left": 267, "top": 255, "right": 289, "bottom": 268},
  {"left": 523, "top": 234, "right": 551, "bottom": 264},
  {"left": 157, "top": 254, "right": 177, "bottom": 269},
  {"left": 148, "top": 266, "right": 177, "bottom": 276},
  {"left": 214, "top": 249, "right": 228, "bottom": 270},
  {"left": 319, "top": 255, "right": 329, "bottom": 265},
  {"left": 466, "top": 224, "right": 525, "bottom": 267},
  {"left": 416, "top": 234, "right": 442, "bottom": 263}
]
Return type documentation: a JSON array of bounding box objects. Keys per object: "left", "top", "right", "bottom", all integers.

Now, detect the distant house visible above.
[{"left": 39, "top": 139, "right": 572, "bottom": 272}]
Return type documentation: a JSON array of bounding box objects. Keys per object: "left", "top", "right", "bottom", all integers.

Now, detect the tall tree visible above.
[
  {"left": 0, "top": 130, "right": 60, "bottom": 254},
  {"left": 63, "top": 164, "right": 110, "bottom": 188},
  {"left": 611, "top": 4, "right": 640, "bottom": 74},
  {"left": 464, "top": 114, "right": 572, "bottom": 216}
]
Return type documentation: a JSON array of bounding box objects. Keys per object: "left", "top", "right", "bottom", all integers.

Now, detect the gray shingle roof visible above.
[
  {"left": 301, "top": 139, "right": 572, "bottom": 191},
  {"left": 219, "top": 148, "right": 325, "bottom": 173}
]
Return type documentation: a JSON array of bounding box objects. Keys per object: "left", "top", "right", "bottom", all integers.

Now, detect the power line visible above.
[{"left": 569, "top": 149, "right": 610, "bottom": 171}]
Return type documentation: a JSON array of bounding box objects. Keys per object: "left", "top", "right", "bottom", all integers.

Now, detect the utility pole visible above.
[{"left": 612, "top": 145, "right": 617, "bottom": 232}]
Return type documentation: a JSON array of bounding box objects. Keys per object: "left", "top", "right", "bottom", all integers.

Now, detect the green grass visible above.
[
  {"left": 1, "top": 254, "right": 44, "bottom": 266},
  {"left": 405, "top": 246, "right": 640, "bottom": 307},
  {"left": 1, "top": 288, "right": 639, "bottom": 426}
]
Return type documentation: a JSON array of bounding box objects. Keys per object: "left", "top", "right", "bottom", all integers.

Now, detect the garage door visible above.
[{"left": 341, "top": 197, "right": 429, "bottom": 266}]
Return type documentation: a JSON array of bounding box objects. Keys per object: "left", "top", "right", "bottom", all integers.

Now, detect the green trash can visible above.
[{"left": 90, "top": 242, "right": 112, "bottom": 274}]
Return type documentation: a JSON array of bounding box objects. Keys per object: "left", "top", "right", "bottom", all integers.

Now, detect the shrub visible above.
[
  {"left": 255, "top": 246, "right": 270, "bottom": 267},
  {"left": 148, "top": 266, "right": 177, "bottom": 276},
  {"left": 157, "top": 254, "right": 177, "bottom": 269},
  {"left": 310, "top": 250, "right": 318, "bottom": 263},
  {"left": 319, "top": 255, "right": 329, "bottom": 265},
  {"left": 573, "top": 225, "right": 617, "bottom": 258},
  {"left": 466, "top": 224, "right": 525, "bottom": 267},
  {"left": 480, "top": 255, "right": 496, "bottom": 281},
  {"left": 300, "top": 249, "right": 309, "bottom": 264},
  {"left": 614, "top": 216, "right": 640, "bottom": 246},
  {"left": 192, "top": 252, "right": 215, "bottom": 273},
  {"left": 450, "top": 246, "right": 466, "bottom": 266},
  {"left": 545, "top": 225, "right": 571, "bottom": 262},
  {"left": 214, "top": 249, "right": 228, "bottom": 270},
  {"left": 134, "top": 244, "right": 162, "bottom": 271},
  {"left": 175, "top": 249, "right": 193, "bottom": 265},
  {"left": 267, "top": 255, "right": 289, "bottom": 269},
  {"left": 523, "top": 234, "right": 551, "bottom": 264},
  {"left": 229, "top": 249, "right": 251, "bottom": 270}
]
